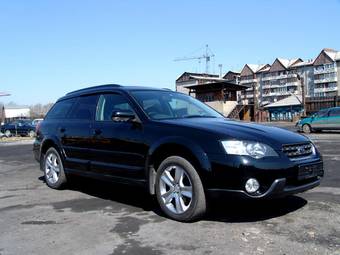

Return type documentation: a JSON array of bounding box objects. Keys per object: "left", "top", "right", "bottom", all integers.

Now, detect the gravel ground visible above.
[{"left": 0, "top": 124, "right": 339, "bottom": 255}]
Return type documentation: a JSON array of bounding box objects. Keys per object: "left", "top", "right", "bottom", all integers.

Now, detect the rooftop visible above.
[
  {"left": 264, "top": 94, "right": 302, "bottom": 108},
  {"left": 185, "top": 81, "right": 248, "bottom": 92}
]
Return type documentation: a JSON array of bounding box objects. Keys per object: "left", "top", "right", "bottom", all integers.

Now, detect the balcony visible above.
[
  {"left": 262, "top": 82, "right": 298, "bottom": 89},
  {"left": 285, "top": 81, "right": 299, "bottom": 86},
  {"left": 314, "top": 66, "right": 337, "bottom": 75},
  {"left": 262, "top": 91, "right": 291, "bottom": 97},
  {"left": 240, "top": 78, "right": 258, "bottom": 84},
  {"left": 314, "top": 76, "right": 338, "bottom": 84},
  {"left": 314, "top": 86, "right": 338, "bottom": 93},
  {"left": 261, "top": 73, "right": 297, "bottom": 81}
]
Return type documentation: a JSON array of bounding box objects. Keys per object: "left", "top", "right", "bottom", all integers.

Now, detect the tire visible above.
[
  {"left": 302, "top": 124, "right": 312, "bottom": 134},
  {"left": 28, "top": 130, "right": 35, "bottom": 138},
  {"left": 4, "top": 130, "right": 11, "bottom": 137},
  {"left": 155, "top": 156, "right": 206, "bottom": 222},
  {"left": 43, "top": 147, "right": 67, "bottom": 189}
]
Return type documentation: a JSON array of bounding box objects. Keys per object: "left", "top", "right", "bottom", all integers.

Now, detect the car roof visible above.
[
  {"left": 320, "top": 106, "right": 340, "bottom": 111},
  {"left": 59, "top": 84, "right": 172, "bottom": 101}
]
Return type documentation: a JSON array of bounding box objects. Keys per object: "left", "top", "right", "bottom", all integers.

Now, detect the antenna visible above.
[{"left": 174, "top": 44, "right": 215, "bottom": 74}]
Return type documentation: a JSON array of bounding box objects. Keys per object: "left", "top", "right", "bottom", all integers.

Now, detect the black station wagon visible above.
[{"left": 33, "top": 85, "right": 324, "bottom": 221}]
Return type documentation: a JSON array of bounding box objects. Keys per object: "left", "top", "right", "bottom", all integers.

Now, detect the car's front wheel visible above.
[
  {"left": 43, "top": 147, "right": 67, "bottom": 189},
  {"left": 302, "top": 124, "right": 312, "bottom": 133},
  {"left": 155, "top": 156, "right": 206, "bottom": 222}
]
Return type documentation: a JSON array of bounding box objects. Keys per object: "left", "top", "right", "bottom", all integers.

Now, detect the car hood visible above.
[
  {"left": 160, "top": 118, "right": 310, "bottom": 149},
  {"left": 299, "top": 117, "right": 312, "bottom": 124}
]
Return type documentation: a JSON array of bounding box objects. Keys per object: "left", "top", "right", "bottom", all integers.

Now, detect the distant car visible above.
[
  {"left": 296, "top": 107, "right": 340, "bottom": 133},
  {"left": 32, "top": 118, "right": 44, "bottom": 126},
  {"left": 0, "top": 119, "right": 36, "bottom": 137}
]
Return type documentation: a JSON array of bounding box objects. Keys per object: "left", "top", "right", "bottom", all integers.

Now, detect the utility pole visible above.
[
  {"left": 297, "top": 74, "right": 306, "bottom": 116},
  {"left": 253, "top": 82, "right": 257, "bottom": 122},
  {"left": 218, "top": 64, "right": 223, "bottom": 78}
]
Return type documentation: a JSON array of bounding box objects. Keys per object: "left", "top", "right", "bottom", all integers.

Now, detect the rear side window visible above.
[
  {"left": 329, "top": 108, "right": 340, "bottom": 117},
  {"left": 68, "top": 95, "right": 99, "bottom": 120},
  {"left": 45, "top": 98, "right": 76, "bottom": 120},
  {"left": 96, "top": 94, "right": 134, "bottom": 121}
]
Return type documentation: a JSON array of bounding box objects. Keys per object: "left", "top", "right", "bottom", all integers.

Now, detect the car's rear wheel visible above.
[
  {"left": 302, "top": 124, "right": 312, "bottom": 134},
  {"left": 155, "top": 156, "right": 206, "bottom": 222},
  {"left": 4, "top": 130, "right": 11, "bottom": 137},
  {"left": 43, "top": 147, "right": 67, "bottom": 189}
]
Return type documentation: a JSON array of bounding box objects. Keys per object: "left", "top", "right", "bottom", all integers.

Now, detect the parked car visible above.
[
  {"left": 1, "top": 119, "right": 36, "bottom": 137},
  {"left": 32, "top": 118, "right": 44, "bottom": 127},
  {"left": 296, "top": 107, "right": 340, "bottom": 133},
  {"left": 33, "top": 85, "right": 324, "bottom": 221}
]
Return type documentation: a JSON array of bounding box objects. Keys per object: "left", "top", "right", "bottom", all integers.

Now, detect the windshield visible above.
[{"left": 131, "top": 90, "right": 223, "bottom": 120}]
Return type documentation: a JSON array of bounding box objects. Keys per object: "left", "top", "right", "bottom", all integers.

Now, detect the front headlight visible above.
[{"left": 221, "top": 140, "right": 278, "bottom": 159}]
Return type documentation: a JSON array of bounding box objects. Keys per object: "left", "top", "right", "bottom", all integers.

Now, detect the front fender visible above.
[{"left": 148, "top": 136, "right": 212, "bottom": 172}]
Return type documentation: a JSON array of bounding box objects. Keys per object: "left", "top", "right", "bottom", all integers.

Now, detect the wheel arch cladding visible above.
[{"left": 148, "top": 137, "right": 212, "bottom": 173}]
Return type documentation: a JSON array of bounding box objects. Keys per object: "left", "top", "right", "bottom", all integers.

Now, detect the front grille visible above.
[{"left": 282, "top": 142, "right": 314, "bottom": 159}]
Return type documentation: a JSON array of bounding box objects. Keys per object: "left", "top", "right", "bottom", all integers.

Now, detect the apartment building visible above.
[
  {"left": 260, "top": 58, "right": 302, "bottom": 105},
  {"left": 238, "top": 48, "right": 340, "bottom": 106},
  {"left": 313, "top": 48, "right": 340, "bottom": 97},
  {"left": 239, "top": 64, "right": 269, "bottom": 105}
]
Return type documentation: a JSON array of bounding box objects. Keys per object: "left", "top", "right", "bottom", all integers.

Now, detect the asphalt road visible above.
[{"left": 0, "top": 129, "right": 339, "bottom": 255}]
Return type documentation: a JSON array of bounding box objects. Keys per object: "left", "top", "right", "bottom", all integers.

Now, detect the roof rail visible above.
[{"left": 66, "top": 84, "right": 122, "bottom": 96}]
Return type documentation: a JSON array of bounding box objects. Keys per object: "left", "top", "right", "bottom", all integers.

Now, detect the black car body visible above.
[
  {"left": 1, "top": 119, "right": 36, "bottom": 137},
  {"left": 33, "top": 85, "right": 323, "bottom": 221}
]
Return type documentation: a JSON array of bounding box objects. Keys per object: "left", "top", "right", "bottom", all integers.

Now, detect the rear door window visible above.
[{"left": 68, "top": 95, "right": 99, "bottom": 120}]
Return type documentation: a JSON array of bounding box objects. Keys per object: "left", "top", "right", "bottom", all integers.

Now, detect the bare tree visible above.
[{"left": 30, "top": 103, "right": 54, "bottom": 119}]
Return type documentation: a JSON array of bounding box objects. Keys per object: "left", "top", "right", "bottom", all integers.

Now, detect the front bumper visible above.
[
  {"left": 203, "top": 152, "right": 323, "bottom": 199},
  {"left": 206, "top": 177, "right": 321, "bottom": 199}
]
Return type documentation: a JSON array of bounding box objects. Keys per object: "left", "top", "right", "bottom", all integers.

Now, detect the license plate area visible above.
[{"left": 298, "top": 163, "right": 323, "bottom": 180}]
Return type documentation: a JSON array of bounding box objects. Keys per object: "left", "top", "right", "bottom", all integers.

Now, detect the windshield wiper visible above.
[{"left": 182, "top": 115, "right": 217, "bottom": 118}]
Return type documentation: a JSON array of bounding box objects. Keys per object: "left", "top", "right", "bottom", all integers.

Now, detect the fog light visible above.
[{"left": 245, "top": 178, "right": 260, "bottom": 193}]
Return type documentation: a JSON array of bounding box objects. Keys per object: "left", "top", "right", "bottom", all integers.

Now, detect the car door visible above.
[
  {"left": 310, "top": 109, "right": 329, "bottom": 130},
  {"left": 60, "top": 95, "right": 99, "bottom": 172},
  {"left": 327, "top": 108, "right": 340, "bottom": 130},
  {"left": 90, "top": 93, "right": 147, "bottom": 180}
]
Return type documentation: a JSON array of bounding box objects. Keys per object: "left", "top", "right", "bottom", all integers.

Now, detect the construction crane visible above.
[
  {"left": 174, "top": 44, "right": 215, "bottom": 74},
  {"left": 0, "top": 92, "right": 10, "bottom": 97}
]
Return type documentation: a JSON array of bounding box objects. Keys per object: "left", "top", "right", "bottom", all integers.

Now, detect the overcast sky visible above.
[{"left": 1, "top": 0, "right": 340, "bottom": 105}]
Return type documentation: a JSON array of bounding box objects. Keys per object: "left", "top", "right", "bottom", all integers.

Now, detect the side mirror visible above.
[{"left": 111, "top": 110, "right": 136, "bottom": 122}]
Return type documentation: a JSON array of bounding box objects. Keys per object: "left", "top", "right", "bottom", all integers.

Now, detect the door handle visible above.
[
  {"left": 93, "top": 129, "right": 102, "bottom": 135},
  {"left": 59, "top": 127, "right": 66, "bottom": 133}
]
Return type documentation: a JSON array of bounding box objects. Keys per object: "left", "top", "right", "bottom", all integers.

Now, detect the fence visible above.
[{"left": 305, "top": 96, "right": 340, "bottom": 115}]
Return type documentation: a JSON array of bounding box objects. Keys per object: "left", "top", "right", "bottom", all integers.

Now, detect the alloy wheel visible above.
[
  {"left": 159, "top": 165, "right": 193, "bottom": 214},
  {"left": 45, "top": 152, "right": 60, "bottom": 184}
]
